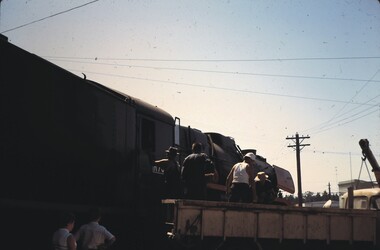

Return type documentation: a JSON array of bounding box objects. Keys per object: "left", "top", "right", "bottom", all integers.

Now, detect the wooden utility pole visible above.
[{"left": 286, "top": 132, "right": 310, "bottom": 207}]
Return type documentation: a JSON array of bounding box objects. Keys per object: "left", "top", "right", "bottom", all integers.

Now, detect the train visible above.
[
  {"left": 0, "top": 34, "right": 292, "bottom": 250},
  {"left": 3, "top": 34, "right": 378, "bottom": 250}
]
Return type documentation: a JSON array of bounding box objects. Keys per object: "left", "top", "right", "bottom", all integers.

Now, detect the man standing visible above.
[
  {"left": 226, "top": 152, "right": 257, "bottom": 203},
  {"left": 52, "top": 212, "right": 77, "bottom": 250},
  {"left": 154, "top": 146, "right": 182, "bottom": 198},
  {"left": 75, "top": 208, "right": 116, "bottom": 250},
  {"left": 181, "top": 142, "right": 214, "bottom": 200}
]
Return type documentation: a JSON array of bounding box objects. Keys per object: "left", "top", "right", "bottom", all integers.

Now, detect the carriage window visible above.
[
  {"left": 139, "top": 118, "right": 155, "bottom": 173},
  {"left": 141, "top": 118, "right": 155, "bottom": 152}
]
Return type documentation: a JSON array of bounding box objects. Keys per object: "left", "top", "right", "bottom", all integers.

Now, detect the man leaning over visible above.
[{"left": 226, "top": 152, "right": 257, "bottom": 203}]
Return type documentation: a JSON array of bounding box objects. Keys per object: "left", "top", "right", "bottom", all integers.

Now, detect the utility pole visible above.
[{"left": 286, "top": 132, "right": 310, "bottom": 207}]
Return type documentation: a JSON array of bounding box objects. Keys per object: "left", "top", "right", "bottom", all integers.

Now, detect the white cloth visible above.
[
  {"left": 75, "top": 222, "right": 114, "bottom": 250},
  {"left": 232, "top": 163, "right": 249, "bottom": 184},
  {"left": 52, "top": 228, "right": 73, "bottom": 250}
]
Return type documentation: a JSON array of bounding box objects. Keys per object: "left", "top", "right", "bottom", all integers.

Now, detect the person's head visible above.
[
  {"left": 243, "top": 152, "right": 256, "bottom": 165},
  {"left": 166, "top": 146, "right": 178, "bottom": 159},
  {"left": 88, "top": 207, "right": 102, "bottom": 222},
  {"left": 192, "top": 142, "right": 202, "bottom": 154},
  {"left": 59, "top": 212, "right": 75, "bottom": 231},
  {"left": 256, "top": 171, "right": 268, "bottom": 182}
]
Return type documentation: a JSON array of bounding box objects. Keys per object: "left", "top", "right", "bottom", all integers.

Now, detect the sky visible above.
[{"left": 1, "top": 0, "right": 380, "bottom": 195}]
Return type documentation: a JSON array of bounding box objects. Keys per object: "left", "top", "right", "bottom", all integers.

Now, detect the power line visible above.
[
  {"left": 324, "top": 94, "right": 380, "bottom": 124},
  {"left": 312, "top": 108, "right": 379, "bottom": 135},
  {"left": 301, "top": 69, "right": 380, "bottom": 134},
  {"left": 68, "top": 68, "right": 380, "bottom": 106},
  {"left": 318, "top": 108, "right": 379, "bottom": 133},
  {"left": 44, "top": 55, "right": 380, "bottom": 62},
  {"left": 0, "top": 0, "right": 100, "bottom": 34},
  {"left": 306, "top": 103, "right": 380, "bottom": 134},
  {"left": 317, "top": 69, "right": 380, "bottom": 129},
  {"left": 51, "top": 58, "right": 380, "bottom": 83}
]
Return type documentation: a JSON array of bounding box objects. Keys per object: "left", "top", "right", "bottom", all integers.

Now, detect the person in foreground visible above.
[
  {"left": 52, "top": 212, "right": 77, "bottom": 250},
  {"left": 75, "top": 208, "right": 116, "bottom": 250}
]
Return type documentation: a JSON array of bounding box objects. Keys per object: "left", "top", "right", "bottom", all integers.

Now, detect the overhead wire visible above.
[
  {"left": 303, "top": 93, "right": 380, "bottom": 134},
  {"left": 0, "top": 0, "right": 100, "bottom": 34},
  {"left": 44, "top": 55, "right": 380, "bottom": 62},
  {"left": 321, "top": 94, "right": 380, "bottom": 124},
  {"left": 302, "top": 69, "right": 380, "bottom": 134},
  {"left": 67, "top": 68, "right": 379, "bottom": 107},
  {"left": 313, "top": 103, "right": 380, "bottom": 134},
  {"left": 49, "top": 57, "right": 380, "bottom": 84},
  {"left": 319, "top": 69, "right": 379, "bottom": 125}
]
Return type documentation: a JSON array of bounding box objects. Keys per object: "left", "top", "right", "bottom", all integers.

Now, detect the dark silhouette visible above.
[
  {"left": 154, "top": 146, "right": 182, "bottom": 198},
  {"left": 181, "top": 142, "right": 215, "bottom": 200}
]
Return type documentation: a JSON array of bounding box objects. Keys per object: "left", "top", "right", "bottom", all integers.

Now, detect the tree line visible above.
[{"left": 281, "top": 190, "right": 340, "bottom": 204}]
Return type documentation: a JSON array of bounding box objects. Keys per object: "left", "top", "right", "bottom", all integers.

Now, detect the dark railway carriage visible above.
[{"left": 0, "top": 36, "right": 174, "bottom": 249}]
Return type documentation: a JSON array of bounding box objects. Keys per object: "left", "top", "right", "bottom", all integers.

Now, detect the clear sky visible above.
[{"left": 1, "top": 0, "right": 380, "bottom": 195}]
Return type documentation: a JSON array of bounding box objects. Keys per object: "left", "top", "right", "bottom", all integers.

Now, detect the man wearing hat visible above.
[
  {"left": 255, "top": 171, "right": 276, "bottom": 204},
  {"left": 154, "top": 146, "right": 182, "bottom": 198},
  {"left": 225, "top": 152, "right": 257, "bottom": 203}
]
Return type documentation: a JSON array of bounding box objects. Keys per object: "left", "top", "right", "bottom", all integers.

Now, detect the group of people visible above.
[
  {"left": 154, "top": 142, "right": 216, "bottom": 200},
  {"left": 226, "top": 152, "right": 276, "bottom": 204},
  {"left": 156, "top": 142, "right": 276, "bottom": 204},
  {"left": 52, "top": 208, "right": 116, "bottom": 250},
  {"left": 53, "top": 145, "right": 274, "bottom": 250}
]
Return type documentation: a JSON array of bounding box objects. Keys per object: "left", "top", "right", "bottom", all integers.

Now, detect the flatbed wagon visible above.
[{"left": 162, "top": 199, "right": 380, "bottom": 250}]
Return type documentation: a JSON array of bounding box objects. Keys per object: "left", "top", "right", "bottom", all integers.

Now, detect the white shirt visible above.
[
  {"left": 75, "top": 221, "right": 114, "bottom": 250},
  {"left": 52, "top": 228, "right": 74, "bottom": 250},
  {"left": 232, "top": 163, "right": 249, "bottom": 184}
]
